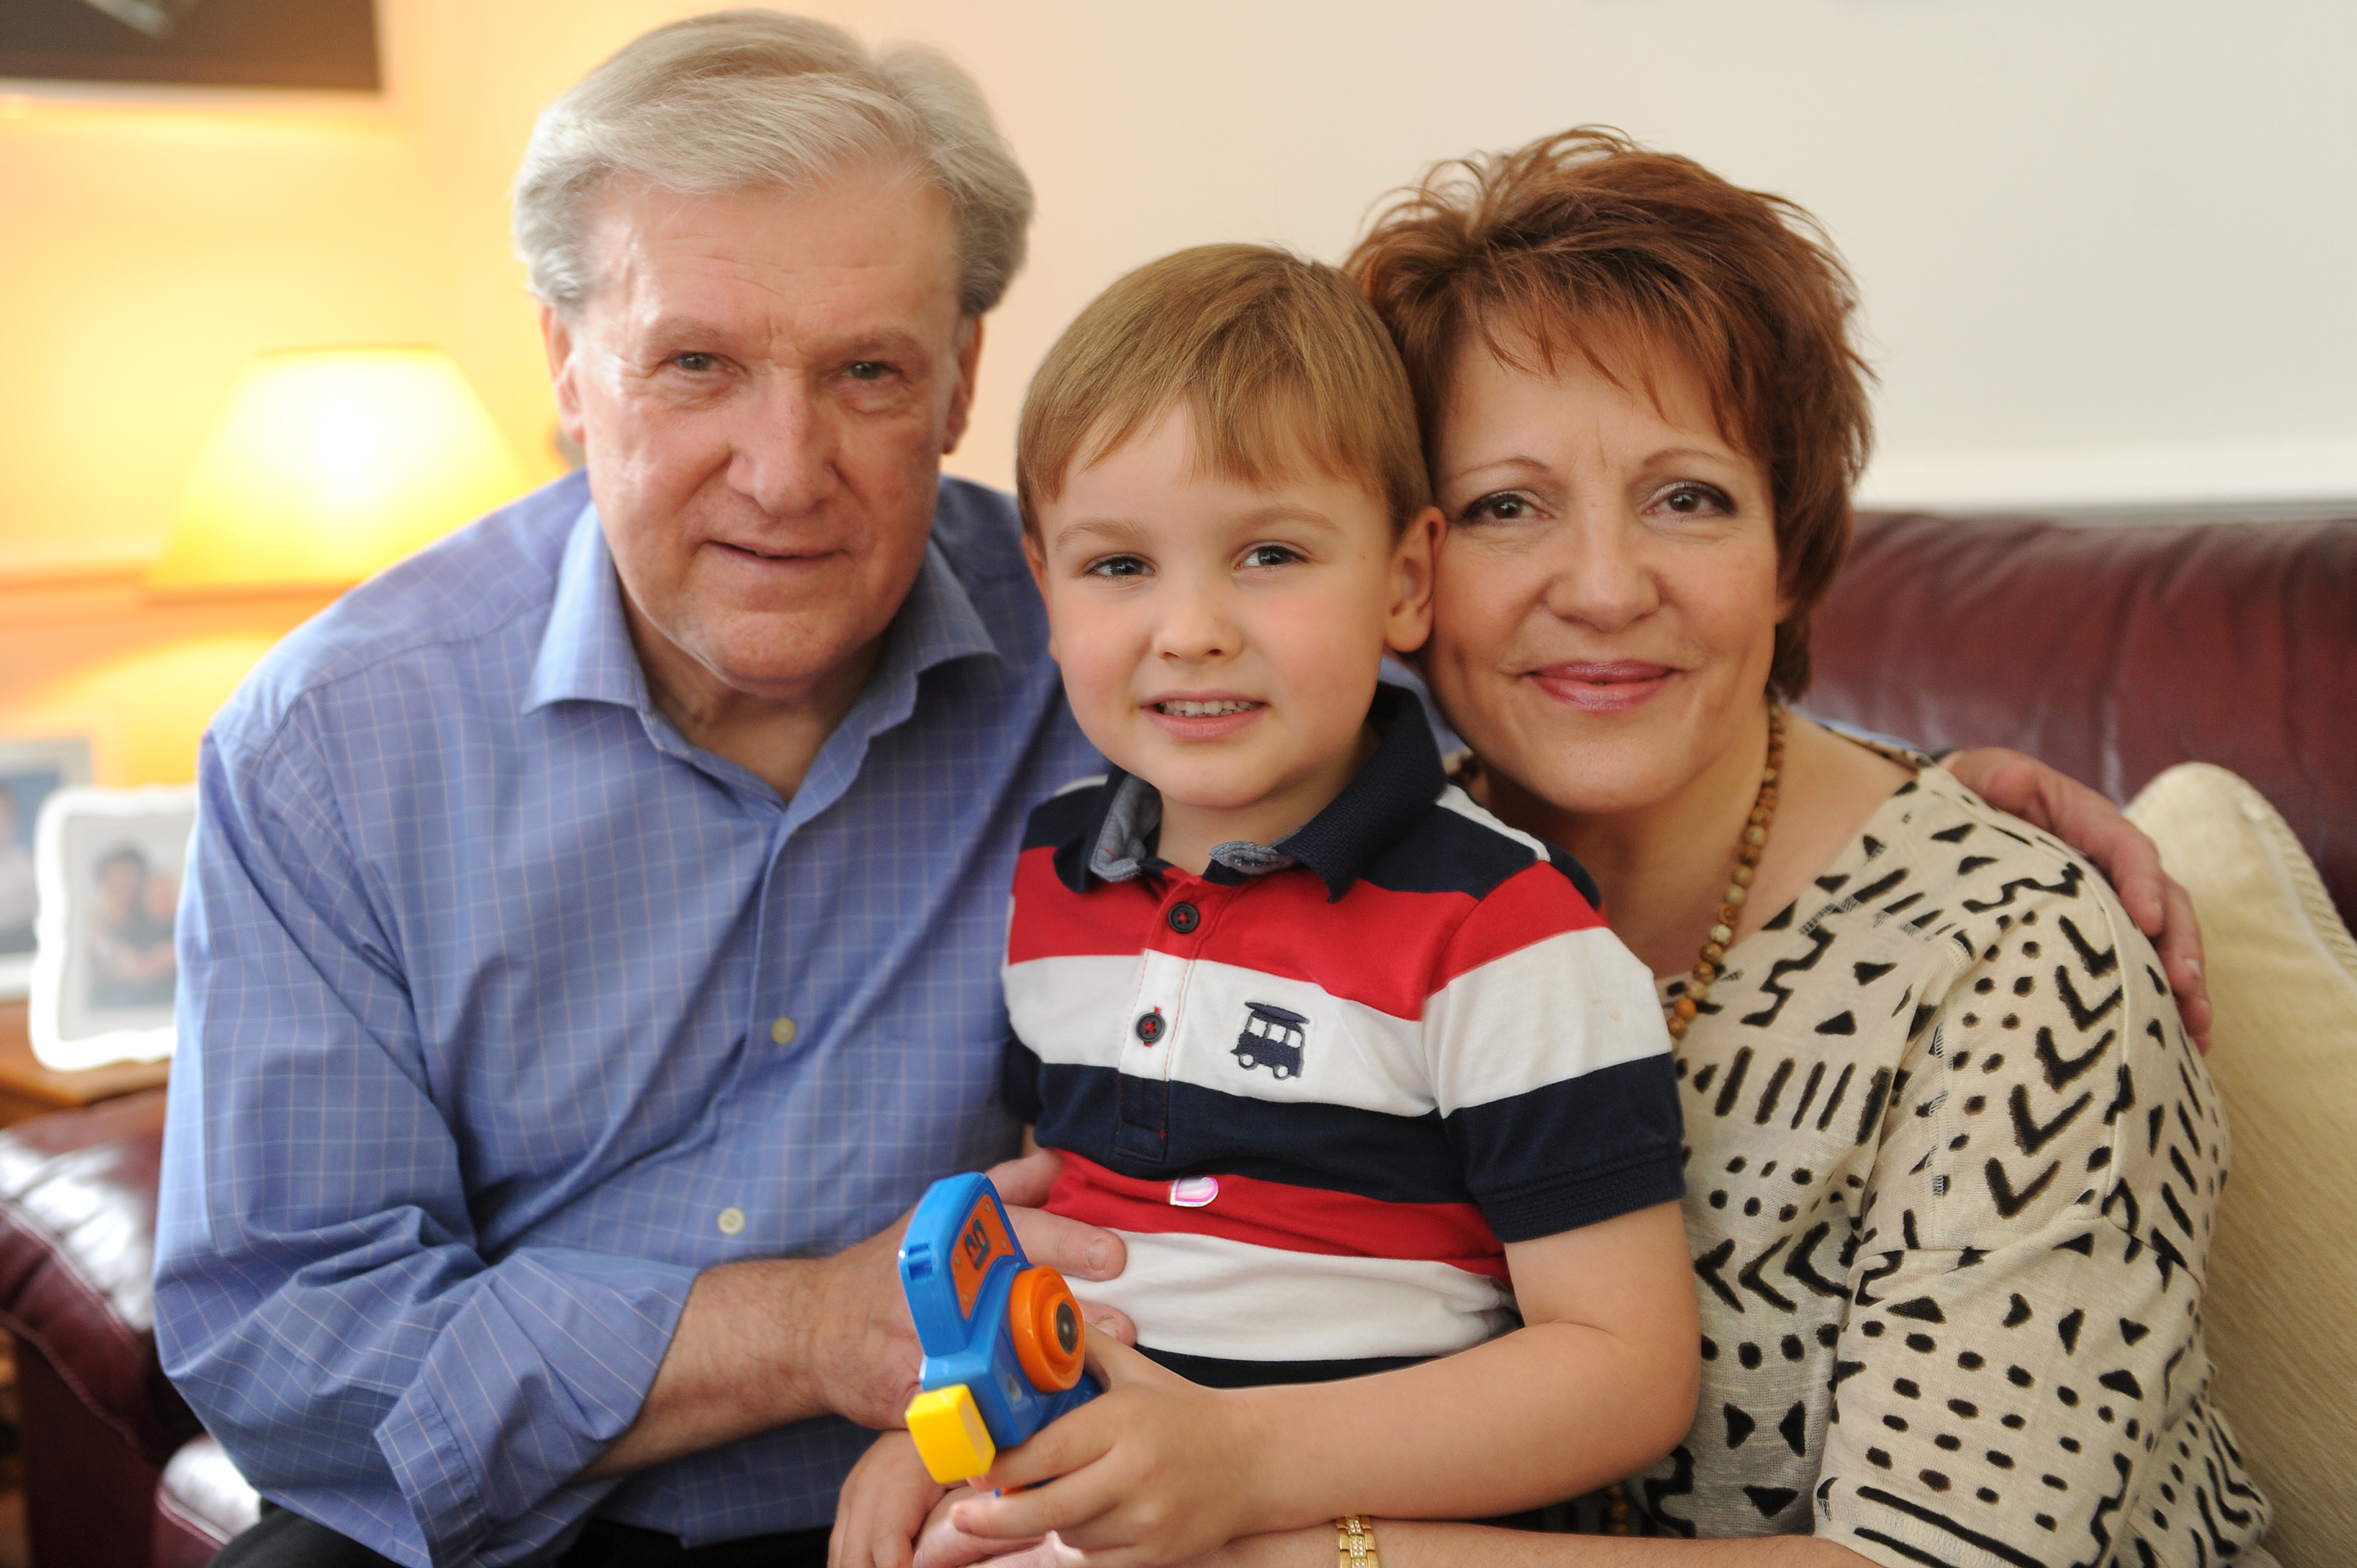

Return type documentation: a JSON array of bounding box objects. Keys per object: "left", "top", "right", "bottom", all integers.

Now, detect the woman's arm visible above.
[
  {"left": 950, "top": 1202, "right": 1700, "bottom": 1568},
  {"left": 1938, "top": 747, "right": 2210, "bottom": 1049},
  {"left": 1192, "top": 1521, "right": 1867, "bottom": 1566}
]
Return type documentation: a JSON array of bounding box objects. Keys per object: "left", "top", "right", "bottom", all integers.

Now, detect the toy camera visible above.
[{"left": 898, "top": 1172, "right": 1101, "bottom": 1483}]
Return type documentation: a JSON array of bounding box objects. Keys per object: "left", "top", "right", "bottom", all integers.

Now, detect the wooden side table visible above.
[{"left": 0, "top": 1001, "right": 171, "bottom": 1128}]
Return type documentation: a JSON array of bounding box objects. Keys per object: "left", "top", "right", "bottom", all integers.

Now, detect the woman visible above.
[{"left": 1179, "top": 130, "right": 2266, "bottom": 1568}]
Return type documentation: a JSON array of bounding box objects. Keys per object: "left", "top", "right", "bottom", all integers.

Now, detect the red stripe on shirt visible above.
[
  {"left": 1009, "top": 844, "right": 1607, "bottom": 1019},
  {"left": 1047, "top": 1151, "right": 1510, "bottom": 1282},
  {"left": 1430, "top": 860, "right": 1611, "bottom": 990},
  {"left": 1006, "top": 845, "right": 1166, "bottom": 960}
]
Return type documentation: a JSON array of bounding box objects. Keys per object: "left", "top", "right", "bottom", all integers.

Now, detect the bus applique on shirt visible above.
[{"left": 1233, "top": 1002, "right": 1308, "bottom": 1080}]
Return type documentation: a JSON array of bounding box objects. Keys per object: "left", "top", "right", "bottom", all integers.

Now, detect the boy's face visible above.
[{"left": 1027, "top": 408, "right": 1439, "bottom": 847}]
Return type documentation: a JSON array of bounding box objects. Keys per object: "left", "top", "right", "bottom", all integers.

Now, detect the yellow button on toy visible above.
[{"left": 906, "top": 1384, "right": 996, "bottom": 1484}]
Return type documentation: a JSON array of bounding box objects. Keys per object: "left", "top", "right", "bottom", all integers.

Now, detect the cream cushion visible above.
[{"left": 2127, "top": 763, "right": 2357, "bottom": 1568}]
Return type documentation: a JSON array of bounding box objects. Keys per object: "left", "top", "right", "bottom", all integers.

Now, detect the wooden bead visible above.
[
  {"left": 1666, "top": 1014, "right": 1689, "bottom": 1038},
  {"left": 1732, "top": 865, "right": 1754, "bottom": 886},
  {"left": 1710, "top": 923, "right": 1733, "bottom": 945},
  {"left": 1701, "top": 941, "right": 1725, "bottom": 963},
  {"left": 1673, "top": 996, "right": 1697, "bottom": 1019},
  {"left": 1692, "top": 961, "right": 1716, "bottom": 983},
  {"left": 1743, "top": 826, "right": 1767, "bottom": 846},
  {"left": 1723, "top": 885, "right": 1747, "bottom": 906}
]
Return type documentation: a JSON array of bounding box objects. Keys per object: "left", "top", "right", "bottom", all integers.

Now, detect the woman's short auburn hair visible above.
[{"left": 1345, "top": 128, "right": 1874, "bottom": 699}]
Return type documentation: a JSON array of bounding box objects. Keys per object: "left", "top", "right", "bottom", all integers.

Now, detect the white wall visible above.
[
  {"left": 855, "top": 0, "right": 2357, "bottom": 513},
  {"left": 4, "top": 0, "right": 2349, "bottom": 573}
]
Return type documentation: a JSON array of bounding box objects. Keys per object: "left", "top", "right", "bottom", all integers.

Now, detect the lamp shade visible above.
[{"left": 148, "top": 347, "right": 528, "bottom": 592}]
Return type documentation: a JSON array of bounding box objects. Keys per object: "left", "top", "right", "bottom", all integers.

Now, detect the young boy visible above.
[{"left": 833, "top": 246, "right": 1696, "bottom": 1568}]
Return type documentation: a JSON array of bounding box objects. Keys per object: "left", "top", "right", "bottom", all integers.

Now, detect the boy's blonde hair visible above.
[{"left": 1016, "top": 244, "right": 1432, "bottom": 538}]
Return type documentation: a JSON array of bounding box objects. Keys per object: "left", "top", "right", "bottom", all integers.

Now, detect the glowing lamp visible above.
[{"left": 148, "top": 347, "right": 528, "bottom": 594}]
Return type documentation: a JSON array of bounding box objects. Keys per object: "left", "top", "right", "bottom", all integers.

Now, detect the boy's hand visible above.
[
  {"left": 831, "top": 1432, "right": 953, "bottom": 1568},
  {"left": 949, "top": 1333, "right": 1265, "bottom": 1568}
]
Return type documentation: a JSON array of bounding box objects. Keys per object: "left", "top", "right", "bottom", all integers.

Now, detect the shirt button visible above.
[
  {"left": 1166, "top": 902, "right": 1200, "bottom": 934},
  {"left": 1135, "top": 1009, "right": 1165, "bottom": 1044},
  {"left": 769, "top": 1016, "right": 799, "bottom": 1046},
  {"left": 716, "top": 1206, "right": 747, "bottom": 1236}
]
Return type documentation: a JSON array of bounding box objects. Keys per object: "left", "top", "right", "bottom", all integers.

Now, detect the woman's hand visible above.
[
  {"left": 1941, "top": 746, "right": 2212, "bottom": 1051},
  {"left": 948, "top": 1334, "right": 1264, "bottom": 1568},
  {"left": 910, "top": 1486, "right": 1071, "bottom": 1568}
]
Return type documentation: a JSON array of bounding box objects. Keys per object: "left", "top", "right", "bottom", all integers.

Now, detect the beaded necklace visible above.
[
  {"left": 1602, "top": 704, "right": 1784, "bottom": 1536},
  {"left": 1667, "top": 705, "right": 1785, "bottom": 1041},
  {"left": 1454, "top": 706, "right": 1787, "bottom": 1538}
]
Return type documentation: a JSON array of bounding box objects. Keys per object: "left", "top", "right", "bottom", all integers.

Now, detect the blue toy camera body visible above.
[{"left": 898, "top": 1172, "right": 1100, "bottom": 1482}]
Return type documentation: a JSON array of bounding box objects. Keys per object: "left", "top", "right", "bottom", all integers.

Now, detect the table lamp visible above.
[{"left": 146, "top": 347, "right": 528, "bottom": 594}]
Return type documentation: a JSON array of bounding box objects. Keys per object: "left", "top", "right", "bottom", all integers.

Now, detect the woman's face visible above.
[{"left": 1425, "top": 340, "right": 1785, "bottom": 819}]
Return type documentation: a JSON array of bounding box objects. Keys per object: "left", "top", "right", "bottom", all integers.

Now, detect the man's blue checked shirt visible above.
[{"left": 154, "top": 472, "right": 1099, "bottom": 1566}]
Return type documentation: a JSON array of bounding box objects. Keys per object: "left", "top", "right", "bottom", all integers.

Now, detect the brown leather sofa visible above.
[{"left": 2, "top": 507, "right": 2351, "bottom": 1568}]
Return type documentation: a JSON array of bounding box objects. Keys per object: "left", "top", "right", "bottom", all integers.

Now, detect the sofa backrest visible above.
[{"left": 1809, "top": 510, "right": 2357, "bottom": 922}]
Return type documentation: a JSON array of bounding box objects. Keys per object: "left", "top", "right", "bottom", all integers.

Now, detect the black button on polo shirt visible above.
[
  {"left": 1166, "top": 902, "right": 1200, "bottom": 934},
  {"left": 1134, "top": 1010, "right": 1165, "bottom": 1044}
]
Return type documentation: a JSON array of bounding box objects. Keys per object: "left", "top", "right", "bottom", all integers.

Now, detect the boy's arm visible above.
[{"left": 951, "top": 1199, "right": 1699, "bottom": 1568}]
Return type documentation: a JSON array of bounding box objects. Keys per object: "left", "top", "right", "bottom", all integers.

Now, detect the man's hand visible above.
[
  {"left": 589, "top": 1149, "right": 1133, "bottom": 1478},
  {"left": 1943, "top": 747, "right": 2212, "bottom": 1052},
  {"left": 949, "top": 1334, "right": 1262, "bottom": 1568},
  {"left": 798, "top": 1148, "right": 1136, "bottom": 1431}
]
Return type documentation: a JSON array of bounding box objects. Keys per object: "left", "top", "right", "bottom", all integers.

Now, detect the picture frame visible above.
[
  {"left": 0, "top": 0, "right": 380, "bottom": 94},
  {"left": 29, "top": 783, "right": 196, "bottom": 1070},
  {"left": 0, "top": 734, "right": 94, "bottom": 1000}
]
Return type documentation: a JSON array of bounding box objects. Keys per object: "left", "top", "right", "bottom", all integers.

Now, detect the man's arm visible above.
[
  {"left": 587, "top": 1149, "right": 1128, "bottom": 1477},
  {"left": 158, "top": 725, "right": 713, "bottom": 1565},
  {"left": 157, "top": 723, "right": 1125, "bottom": 1562}
]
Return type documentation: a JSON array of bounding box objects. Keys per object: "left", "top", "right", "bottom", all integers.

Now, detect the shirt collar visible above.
[
  {"left": 1054, "top": 683, "right": 1442, "bottom": 902},
  {"left": 524, "top": 502, "right": 648, "bottom": 715},
  {"left": 523, "top": 498, "right": 1004, "bottom": 721}
]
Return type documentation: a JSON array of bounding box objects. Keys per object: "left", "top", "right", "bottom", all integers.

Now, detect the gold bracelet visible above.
[{"left": 1337, "top": 1514, "right": 1381, "bottom": 1568}]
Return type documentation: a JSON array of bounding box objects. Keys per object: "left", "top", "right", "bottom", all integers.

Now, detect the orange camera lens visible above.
[{"left": 1006, "top": 1265, "right": 1087, "bottom": 1391}]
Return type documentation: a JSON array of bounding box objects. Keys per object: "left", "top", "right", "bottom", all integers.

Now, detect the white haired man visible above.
[
  {"left": 152, "top": 12, "right": 2206, "bottom": 1568},
  {"left": 155, "top": 14, "right": 1123, "bottom": 1566}
]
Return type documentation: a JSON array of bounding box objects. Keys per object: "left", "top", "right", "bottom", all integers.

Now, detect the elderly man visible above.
[{"left": 156, "top": 14, "right": 1118, "bottom": 1567}]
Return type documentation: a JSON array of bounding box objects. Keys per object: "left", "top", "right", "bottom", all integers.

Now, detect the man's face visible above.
[{"left": 544, "top": 169, "right": 980, "bottom": 709}]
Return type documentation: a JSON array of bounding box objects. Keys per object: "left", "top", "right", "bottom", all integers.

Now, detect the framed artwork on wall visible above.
[
  {"left": 0, "top": 0, "right": 379, "bottom": 92},
  {"left": 29, "top": 783, "right": 195, "bottom": 1069},
  {"left": 0, "top": 734, "right": 93, "bottom": 1000}
]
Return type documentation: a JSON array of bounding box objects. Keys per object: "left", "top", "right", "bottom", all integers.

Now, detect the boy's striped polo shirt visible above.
[{"left": 1000, "top": 685, "right": 1684, "bottom": 1386}]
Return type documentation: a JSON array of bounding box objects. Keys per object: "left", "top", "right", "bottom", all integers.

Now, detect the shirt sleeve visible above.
[
  {"left": 1811, "top": 875, "right": 2244, "bottom": 1567},
  {"left": 155, "top": 717, "right": 700, "bottom": 1568},
  {"left": 1427, "top": 859, "right": 1686, "bottom": 1242}
]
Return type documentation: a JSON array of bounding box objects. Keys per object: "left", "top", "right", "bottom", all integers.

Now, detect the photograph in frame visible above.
[
  {"left": 30, "top": 783, "right": 196, "bottom": 1070},
  {"left": 0, "top": 0, "right": 379, "bottom": 92},
  {"left": 0, "top": 733, "right": 94, "bottom": 1000}
]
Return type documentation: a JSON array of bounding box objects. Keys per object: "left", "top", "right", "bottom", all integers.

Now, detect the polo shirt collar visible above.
[
  {"left": 1053, "top": 683, "right": 1441, "bottom": 902},
  {"left": 523, "top": 499, "right": 1003, "bottom": 721}
]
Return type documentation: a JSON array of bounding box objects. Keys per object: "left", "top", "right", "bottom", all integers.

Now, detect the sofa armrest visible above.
[{"left": 0, "top": 1089, "right": 198, "bottom": 1465}]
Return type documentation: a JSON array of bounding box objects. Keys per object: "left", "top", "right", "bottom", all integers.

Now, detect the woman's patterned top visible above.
[{"left": 1582, "top": 761, "right": 2269, "bottom": 1566}]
